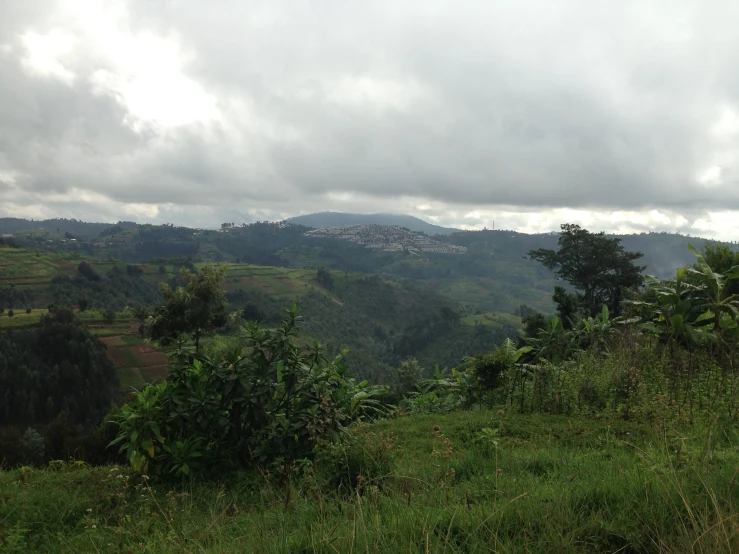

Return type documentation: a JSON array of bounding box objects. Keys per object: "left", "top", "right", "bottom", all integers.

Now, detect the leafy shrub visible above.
[
  {"left": 399, "top": 366, "right": 472, "bottom": 414},
  {"left": 126, "top": 264, "right": 144, "bottom": 277},
  {"left": 318, "top": 429, "right": 397, "bottom": 492},
  {"left": 19, "top": 428, "right": 45, "bottom": 466},
  {"left": 391, "top": 357, "right": 423, "bottom": 398},
  {"left": 474, "top": 353, "right": 508, "bottom": 391},
  {"left": 110, "top": 306, "right": 387, "bottom": 478},
  {"left": 42, "top": 413, "right": 123, "bottom": 465}
]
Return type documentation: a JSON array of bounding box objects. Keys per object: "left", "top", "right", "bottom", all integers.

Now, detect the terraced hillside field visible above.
[
  {"left": 97, "top": 330, "right": 169, "bottom": 396},
  {"left": 0, "top": 249, "right": 116, "bottom": 297},
  {"left": 0, "top": 249, "right": 82, "bottom": 287},
  {"left": 0, "top": 249, "right": 330, "bottom": 306},
  {"left": 0, "top": 308, "right": 49, "bottom": 329},
  {"left": 220, "top": 264, "right": 326, "bottom": 298}
]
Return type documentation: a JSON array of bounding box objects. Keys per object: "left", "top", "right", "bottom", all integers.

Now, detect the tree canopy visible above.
[
  {"left": 700, "top": 244, "right": 739, "bottom": 297},
  {"left": 529, "top": 224, "right": 644, "bottom": 318},
  {"left": 149, "top": 264, "right": 229, "bottom": 352},
  {"left": 0, "top": 308, "right": 117, "bottom": 426}
]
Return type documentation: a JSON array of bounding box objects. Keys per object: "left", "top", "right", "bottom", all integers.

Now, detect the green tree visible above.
[
  {"left": 77, "top": 261, "right": 101, "bottom": 282},
  {"left": 241, "top": 302, "right": 266, "bottom": 322},
  {"left": 520, "top": 312, "right": 547, "bottom": 342},
  {"left": 392, "top": 357, "right": 423, "bottom": 397},
  {"left": 552, "top": 285, "right": 580, "bottom": 328},
  {"left": 20, "top": 428, "right": 45, "bottom": 466},
  {"left": 150, "top": 264, "right": 229, "bottom": 352},
  {"left": 316, "top": 267, "right": 334, "bottom": 290},
  {"left": 700, "top": 244, "right": 739, "bottom": 297},
  {"left": 529, "top": 224, "right": 644, "bottom": 317}
]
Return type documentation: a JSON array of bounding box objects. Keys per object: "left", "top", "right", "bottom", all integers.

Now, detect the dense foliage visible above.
[
  {"left": 0, "top": 309, "right": 117, "bottom": 426},
  {"left": 0, "top": 285, "right": 34, "bottom": 311},
  {"left": 220, "top": 274, "right": 518, "bottom": 382},
  {"left": 51, "top": 263, "right": 163, "bottom": 310},
  {"left": 112, "top": 307, "right": 385, "bottom": 477}
]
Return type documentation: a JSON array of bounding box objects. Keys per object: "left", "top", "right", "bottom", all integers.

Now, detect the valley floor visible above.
[{"left": 2, "top": 411, "right": 738, "bottom": 553}]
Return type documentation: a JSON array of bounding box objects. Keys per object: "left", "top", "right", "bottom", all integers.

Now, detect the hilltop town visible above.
[{"left": 304, "top": 224, "right": 467, "bottom": 254}]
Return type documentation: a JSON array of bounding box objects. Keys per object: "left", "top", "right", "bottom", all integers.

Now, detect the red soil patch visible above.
[{"left": 101, "top": 334, "right": 170, "bottom": 385}]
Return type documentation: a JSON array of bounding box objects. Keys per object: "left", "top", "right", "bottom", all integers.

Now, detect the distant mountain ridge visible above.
[{"left": 286, "top": 212, "right": 460, "bottom": 236}]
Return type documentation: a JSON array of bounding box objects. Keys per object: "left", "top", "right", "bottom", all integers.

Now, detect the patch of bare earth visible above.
[{"left": 100, "top": 333, "right": 169, "bottom": 385}]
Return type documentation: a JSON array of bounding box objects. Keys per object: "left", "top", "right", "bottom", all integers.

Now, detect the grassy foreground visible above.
[{"left": 2, "top": 411, "right": 738, "bottom": 553}]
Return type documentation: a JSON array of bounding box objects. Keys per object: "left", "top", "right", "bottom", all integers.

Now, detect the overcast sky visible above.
[{"left": 1, "top": 1, "right": 738, "bottom": 238}]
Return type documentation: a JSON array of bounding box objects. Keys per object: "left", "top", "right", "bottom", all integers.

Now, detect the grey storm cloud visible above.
[{"left": 1, "top": 0, "right": 739, "bottom": 234}]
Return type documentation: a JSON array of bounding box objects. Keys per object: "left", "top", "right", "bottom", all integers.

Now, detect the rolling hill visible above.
[
  {"left": 286, "top": 212, "right": 459, "bottom": 235},
  {"left": 0, "top": 248, "right": 519, "bottom": 383},
  {"left": 3, "top": 216, "right": 737, "bottom": 317}
]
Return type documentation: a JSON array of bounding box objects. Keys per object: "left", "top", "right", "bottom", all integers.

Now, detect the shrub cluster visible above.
[{"left": 111, "top": 306, "right": 386, "bottom": 478}]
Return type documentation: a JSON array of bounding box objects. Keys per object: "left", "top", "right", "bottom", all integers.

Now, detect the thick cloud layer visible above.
[{"left": 1, "top": 1, "right": 739, "bottom": 237}]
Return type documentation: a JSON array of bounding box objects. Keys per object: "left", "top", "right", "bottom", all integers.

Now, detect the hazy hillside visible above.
[
  {"left": 441, "top": 229, "right": 739, "bottom": 280},
  {"left": 286, "top": 212, "right": 459, "bottom": 235},
  {"left": 0, "top": 218, "right": 136, "bottom": 238},
  {"left": 615, "top": 233, "right": 738, "bottom": 279}
]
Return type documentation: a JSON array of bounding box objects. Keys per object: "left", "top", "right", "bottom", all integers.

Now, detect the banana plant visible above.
[
  {"left": 630, "top": 267, "right": 713, "bottom": 346},
  {"left": 524, "top": 315, "right": 571, "bottom": 362},
  {"left": 686, "top": 243, "right": 739, "bottom": 337},
  {"left": 571, "top": 304, "right": 616, "bottom": 353},
  {"left": 498, "top": 337, "right": 533, "bottom": 364}
]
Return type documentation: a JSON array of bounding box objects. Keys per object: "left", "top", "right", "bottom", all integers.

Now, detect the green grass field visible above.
[
  {"left": 0, "top": 308, "right": 49, "bottom": 329},
  {"left": 2, "top": 411, "right": 738, "bottom": 553}
]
